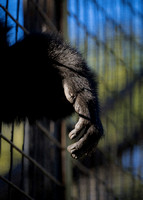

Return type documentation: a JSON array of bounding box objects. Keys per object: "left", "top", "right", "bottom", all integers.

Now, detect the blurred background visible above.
[{"left": 0, "top": 0, "right": 143, "bottom": 199}]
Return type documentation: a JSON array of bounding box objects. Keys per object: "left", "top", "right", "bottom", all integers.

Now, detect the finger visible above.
[
  {"left": 68, "top": 125, "right": 101, "bottom": 159},
  {"left": 67, "top": 133, "right": 90, "bottom": 159},
  {"left": 67, "top": 137, "right": 85, "bottom": 159},
  {"left": 69, "top": 118, "right": 89, "bottom": 139}
]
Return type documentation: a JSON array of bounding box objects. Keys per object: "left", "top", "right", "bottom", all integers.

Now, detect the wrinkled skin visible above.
[
  {"left": 62, "top": 74, "right": 103, "bottom": 159},
  {"left": 0, "top": 24, "right": 103, "bottom": 159}
]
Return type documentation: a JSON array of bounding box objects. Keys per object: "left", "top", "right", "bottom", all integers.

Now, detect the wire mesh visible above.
[
  {"left": 0, "top": 0, "right": 143, "bottom": 200},
  {"left": 0, "top": 1, "right": 64, "bottom": 200},
  {"left": 66, "top": 0, "right": 143, "bottom": 199}
]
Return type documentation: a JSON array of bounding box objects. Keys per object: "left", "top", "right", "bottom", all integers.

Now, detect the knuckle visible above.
[
  {"left": 74, "top": 103, "right": 81, "bottom": 113},
  {"left": 63, "top": 81, "right": 76, "bottom": 103}
]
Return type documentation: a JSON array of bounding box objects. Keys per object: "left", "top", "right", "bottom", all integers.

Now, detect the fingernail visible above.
[
  {"left": 72, "top": 154, "right": 78, "bottom": 159},
  {"left": 70, "top": 134, "right": 75, "bottom": 140}
]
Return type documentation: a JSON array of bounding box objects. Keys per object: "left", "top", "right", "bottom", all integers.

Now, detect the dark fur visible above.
[{"left": 0, "top": 22, "right": 103, "bottom": 159}]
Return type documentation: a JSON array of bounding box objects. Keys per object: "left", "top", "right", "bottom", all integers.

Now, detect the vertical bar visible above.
[
  {"left": 61, "top": 0, "right": 68, "bottom": 39},
  {"left": 61, "top": 120, "right": 66, "bottom": 200},
  {"left": 75, "top": 0, "right": 80, "bottom": 49},
  {"left": 61, "top": 120, "right": 72, "bottom": 200},
  {"left": 16, "top": 0, "right": 20, "bottom": 41},
  {"left": 83, "top": 0, "right": 88, "bottom": 60},
  {"left": 20, "top": 122, "right": 26, "bottom": 190},
  {"left": 54, "top": 0, "right": 63, "bottom": 31},
  {"left": 8, "top": 123, "right": 14, "bottom": 200},
  {"left": 54, "top": 121, "right": 65, "bottom": 200},
  {"left": 5, "top": 0, "right": 9, "bottom": 29},
  {"left": 95, "top": 168, "right": 100, "bottom": 200}
]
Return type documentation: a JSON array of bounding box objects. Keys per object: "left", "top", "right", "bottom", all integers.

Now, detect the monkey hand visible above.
[{"left": 63, "top": 80, "right": 103, "bottom": 159}]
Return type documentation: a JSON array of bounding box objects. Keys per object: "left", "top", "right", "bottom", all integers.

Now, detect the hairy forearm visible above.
[
  {"left": 55, "top": 57, "right": 103, "bottom": 159},
  {"left": 0, "top": 22, "right": 103, "bottom": 158}
]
